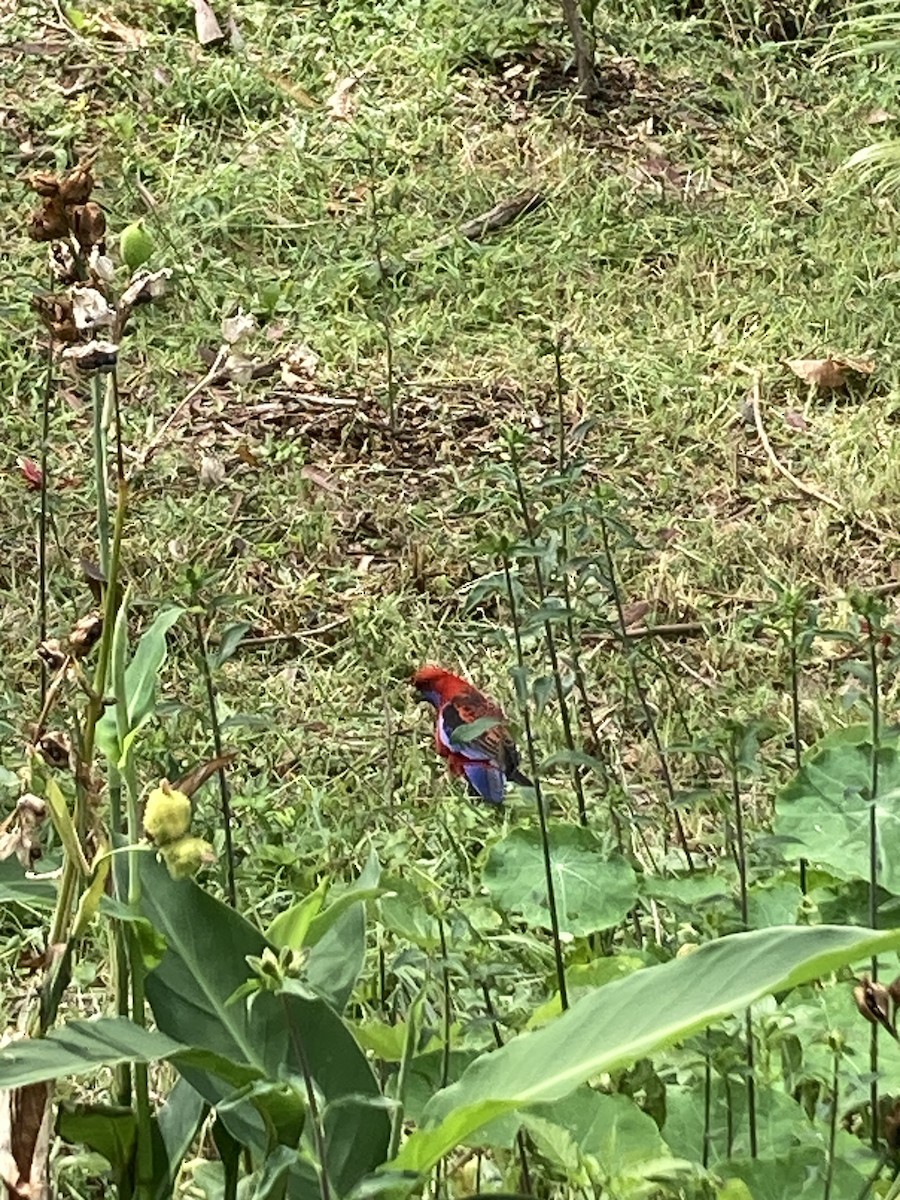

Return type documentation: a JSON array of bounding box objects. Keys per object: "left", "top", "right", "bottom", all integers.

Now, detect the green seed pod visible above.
[
  {"left": 143, "top": 782, "right": 191, "bottom": 846},
  {"left": 119, "top": 221, "right": 154, "bottom": 272},
  {"left": 161, "top": 835, "right": 216, "bottom": 880}
]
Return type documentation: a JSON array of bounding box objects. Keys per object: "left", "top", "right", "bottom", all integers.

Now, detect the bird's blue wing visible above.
[{"left": 462, "top": 761, "right": 506, "bottom": 804}]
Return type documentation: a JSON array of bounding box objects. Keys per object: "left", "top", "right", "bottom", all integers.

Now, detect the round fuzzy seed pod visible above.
[
  {"left": 161, "top": 835, "right": 216, "bottom": 880},
  {"left": 143, "top": 783, "right": 191, "bottom": 846}
]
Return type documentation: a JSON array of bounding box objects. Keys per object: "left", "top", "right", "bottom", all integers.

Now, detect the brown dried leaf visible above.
[
  {"left": 785, "top": 355, "right": 875, "bottom": 390},
  {"left": 0, "top": 1081, "right": 51, "bottom": 1200},
  {"left": 172, "top": 751, "right": 237, "bottom": 797},
  {"left": 94, "top": 13, "right": 150, "bottom": 47},
  {"left": 783, "top": 409, "right": 809, "bottom": 431},
  {"left": 326, "top": 76, "right": 357, "bottom": 121},
  {"left": 300, "top": 464, "right": 339, "bottom": 494},
  {"left": 192, "top": 0, "right": 225, "bottom": 46},
  {"left": 866, "top": 107, "right": 893, "bottom": 125}
]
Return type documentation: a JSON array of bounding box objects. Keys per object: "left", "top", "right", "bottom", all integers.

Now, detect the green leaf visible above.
[
  {"left": 450, "top": 716, "right": 502, "bottom": 745},
  {"left": 154, "top": 1077, "right": 208, "bottom": 1199},
  {"left": 0, "top": 856, "right": 56, "bottom": 908},
  {"left": 482, "top": 824, "right": 637, "bottom": 936},
  {"left": 393, "top": 924, "right": 900, "bottom": 1172},
  {"left": 306, "top": 854, "right": 379, "bottom": 1012},
  {"left": 56, "top": 1103, "right": 136, "bottom": 1179},
  {"left": 210, "top": 621, "right": 253, "bottom": 670},
  {"left": 525, "top": 1089, "right": 668, "bottom": 1184},
  {"left": 0, "top": 1017, "right": 186, "bottom": 1087},
  {"left": 96, "top": 607, "right": 184, "bottom": 763},
  {"left": 130, "top": 851, "right": 388, "bottom": 1193},
  {"left": 774, "top": 725, "right": 900, "bottom": 893},
  {"left": 266, "top": 878, "right": 328, "bottom": 950},
  {"left": 722, "top": 1146, "right": 866, "bottom": 1198}
]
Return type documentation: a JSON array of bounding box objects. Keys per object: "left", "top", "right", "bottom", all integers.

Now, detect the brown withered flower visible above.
[
  {"left": 61, "top": 339, "right": 118, "bottom": 372},
  {"left": 31, "top": 293, "right": 78, "bottom": 344},
  {"left": 69, "top": 612, "right": 102, "bottom": 656},
  {"left": 58, "top": 160, "right": 94, "bottom": 205},
  {"left": 0, "top": 794, "right": 47, "bottom": 868},
  {"left": 854, "top": 976, "right": 898, "bottom": 1038},
  {"left": 37, "top": 730, "right": 72, "bottom": 770},
  {"left": 70, "top": 201, "right": 106, "bottom": 251},
  {"left": 29, "top": 193, "right": 70, "bottom": 242},
  {"left": 27, "top": 158, "right": 96, "bottom": 245},
  {"left": 36, "top": 639, "right": 67, "bottom": 672},
  {"left": 886, "top": 1097, "right": 900, "bottom": 1154}
]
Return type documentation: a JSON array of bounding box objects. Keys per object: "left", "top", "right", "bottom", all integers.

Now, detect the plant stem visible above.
[
  {"left": 508, "top": 438, "right": 588, "bottom": 826},
  {"left": 502, "top": 554, "right": 569, "bottom": 1010},
  {"left": 38, "top": 340, "right": 54, "bottom": 704},
  {"left": 193, "top": 611, "right": 237, "bottom": 906},
  {"left": 729, "top": 730, "right": 757, "bottom": 1157},
  {"left": 91, "top": 373, "right": 111, "bottom": 579},
  {"left": 437, "top": 916, "right": 452, "bottom": 1090},
  {"left": 824, "top": 1041, "right": 840, "bottom": 1200},
  {"left": 285, "top": 1003, "right": 332, "bottom": 1200},
  {"left": 481, "top": 980, "right": 533, "bottom": 1192},
  {"left": 868, "top": 615, "right": 881, "bottom": 1152},
  {"left": 599, "top": 516, "right": 694, "bottom": 870}
]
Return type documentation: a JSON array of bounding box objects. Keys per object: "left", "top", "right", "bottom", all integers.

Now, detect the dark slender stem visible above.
[
  {"left": 824, "top": 1042, "right": 840, "bottom": 1200},
  {"left": 508, "top": 440, "right": 588, "bottom": 825},
  {"left": 600, "top": 517, "right": 694, "bottom": 870},
  {"left": 868, "top": 617, "right": 881, "bottom": 1151},
  {"left": 38, "top": 339, "right": 54, "bottom": 704},
  {"left": 502, "top": 554, "right": 568, "bottom": 1010},
  {"left": 789, "top": 609, "right": 807, "bottom": 894},
  {"left": 437, "top": 917, "right": 452, "bottom": 1090},
  {"left": 193, "top": 611, "right": 237, "bottom": 907},
  {"left": 285, "top": 1000, "right": 331, "bottom": 1200},
  {"left": 481, "top": 980, "right": 533, "bottom": 1192},
  {"left": 702, "top": 1032, "right": 712, "bottom": 1168},
  {"left": 744, "top": 1009, "right": 757, "bottom": 1158}
]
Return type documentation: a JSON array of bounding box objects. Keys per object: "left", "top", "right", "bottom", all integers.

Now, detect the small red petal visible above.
[{"left": 19, "top": 457, "right": 43, "bottom": 489}]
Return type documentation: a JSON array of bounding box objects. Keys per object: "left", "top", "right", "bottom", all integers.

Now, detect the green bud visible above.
[
  {"left": 161, "top": 834, "right": 216, "bottom": 879},
  {"left": 143, "top": 782, "right": 191, "bottom": 845},
  {"left": 120, "top": 221, "right": 154, "bottom": 272}
]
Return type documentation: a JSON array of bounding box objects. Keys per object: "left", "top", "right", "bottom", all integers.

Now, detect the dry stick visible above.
[
  {"left": 194, "top": 611, "right": 238, "bottom": 908},
  {"left": 37, "top": 339, "right": 54, "bottom": 705},
  {"left": 134, "top": 345, "right": 228, "bottom": 469},
  {"left": 749, "top": 376, "right": 900, "bottom": 545}
]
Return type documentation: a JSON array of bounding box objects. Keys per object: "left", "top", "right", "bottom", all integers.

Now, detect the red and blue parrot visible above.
[{"left": 411, "top": 664, "right": 532, "bottom": 804}]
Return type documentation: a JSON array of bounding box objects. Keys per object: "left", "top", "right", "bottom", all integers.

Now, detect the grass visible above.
[{"left": 3, "top": 0, "right": 900, "bottom": 1182}]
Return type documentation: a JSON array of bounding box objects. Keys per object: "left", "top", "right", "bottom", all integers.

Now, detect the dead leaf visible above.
[
  {"left": 0, "top": 1080, "right": 51, "bottom": 1200},
  {"left": 783, "top": 409, "right": 809, "bottom": 431},
  {"left": 326, "top": 76, "right": 356, "bottom": 121},
  {"left": 866, "top": 107, "right": 893, "bottom": 125},
  {"left": 234, "top": 442, "right": 261, "bottom": 468},
  {"left": 18, "top": 458, "right": 42, "bottom": 490},
  {"left": 94, "top": 13, "right": 150, "bottom": 48},
  {"left": 172, "top": 751, "right": 237, "bottom": 797},
  {"left": 192, "top": 0, "right": 225, "bottom": 46},
  {"left": 199, "top": 455, "right": 226, "bottom": 488},
  {"left": 221, "top": 310, "right": 256, "bottom": 345},
  {"left": 281, "top": 344, "right": 319, "bottom": 388},
  {"left": 621, "top": 600, "right": 651, "bottom": 628},
  {"left": 785, "top": 355, "right": 875, "bottom": 390},
  {"left": 300, "top": 464, "right": 339, "bottom": 494}
]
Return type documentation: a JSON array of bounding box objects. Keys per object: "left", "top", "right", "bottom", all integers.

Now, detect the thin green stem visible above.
[
  {"left": 868, "top": 616, "right": 881, "bottom": 1152},
  {"left": 91, "top": 373, "right": 111, "bottom": 580},
  {"left": 600, "top": 517, "right": 694, "bottom": 871},
  {"left": 508, "top": 439, "right": 588, "bottom": 825},
  {"left": 194, "top": 611, "right": 237, "bottom": 906},
  {"left": 480, "top": 979, "right": 532, "bottom": 1192},
  {"left": 284, "top": 999, "right": 332, "bottom": 1200},
  {"left": 437, "top": 917, "right": 452, "bottom": 1090},
  {"left": 824, "top": 1041, "right": 840, "bottom": 1200},
  {"left": 502, "top": 554, "right": 568, "bottom": 1010}
]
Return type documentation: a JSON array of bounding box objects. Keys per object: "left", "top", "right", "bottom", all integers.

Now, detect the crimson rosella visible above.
[{"left": 411, "top": 664, "right": 532, "bottom": 804}]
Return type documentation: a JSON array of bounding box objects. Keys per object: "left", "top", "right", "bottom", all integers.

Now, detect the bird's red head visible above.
[{"left": 411, "top": 664, "right": 468, "bottom": 708}]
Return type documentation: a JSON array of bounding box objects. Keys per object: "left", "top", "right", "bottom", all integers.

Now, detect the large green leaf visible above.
[
  {"left": 525, "top": 1088, "right": 669, "bottom": 1184},
  {"left": 306, "top": 851, "right": 381, "bottom": 1011},
  {"left": 0, "top": 1017, "right": 185, "bottom": 1087},
  {"left": 482, "top": 824, "right": 637, "bottom": 936},
  {"left": 0, "top": 856, "right": 56, "bottom": 908},
  {"left": 774, "top": 725, "right": 900, "bottom": 894},
  {"left": 132, "top": 851, "right": 389, "bottom": 1194},
  {"left": 392, "top": 924, "right": 900, "bottom": 1172},
  {"left": 96, "top": 607, "right": 184, "bottom": 763}
]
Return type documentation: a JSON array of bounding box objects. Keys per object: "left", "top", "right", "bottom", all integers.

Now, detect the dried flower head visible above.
[
  {"left": 119, "top": 268, "right": 172, "bottom": 310},
  {"left": 61, "top": 340, "right": 119, "bottom": 372},
  {"left": 854, "top": 976, "right": 898, "bottom": 1038},
  {"left": 37, "top": 731, "right": 72, "bottom": 770},
  {"left": 69, "top": 613, "right": 103, "bottom": 657},
  {"left": 0, "top": 793, "right": 48, "bottom": 868},
  {"left": 71, "top": 286, "right": 114, "bottom": 332},
  {"left": 70, "top": 201, "right": 106, "bottom": 251},
  {"left": 36, "top": 639, "right": 67, "bottom": 672},
  {"left": 31, "top": 293, "right": 78, "bottom": 343}
]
